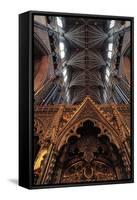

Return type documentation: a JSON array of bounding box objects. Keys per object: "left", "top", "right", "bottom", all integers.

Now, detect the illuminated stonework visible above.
[{"left": 34, "top": 96, "right": 131, "bottom": 185}]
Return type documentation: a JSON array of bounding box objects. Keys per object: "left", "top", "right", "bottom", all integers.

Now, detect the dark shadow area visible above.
[{"left": 8, "top": 178, "right": 18, "bottom": 185}]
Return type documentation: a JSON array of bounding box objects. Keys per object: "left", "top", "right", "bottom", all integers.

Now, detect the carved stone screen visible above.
[{"left": 33, "top": 14, "right": 133, "bottom": 187}]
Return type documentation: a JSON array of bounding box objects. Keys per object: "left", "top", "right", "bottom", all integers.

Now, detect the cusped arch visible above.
[{"left": 57, "top": 117, "right": 121, "bottom": 151}]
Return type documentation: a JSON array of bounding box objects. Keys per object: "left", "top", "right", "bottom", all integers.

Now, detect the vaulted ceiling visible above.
[{"left": 47, "top": 16, "right": 129, "bottom": 104}]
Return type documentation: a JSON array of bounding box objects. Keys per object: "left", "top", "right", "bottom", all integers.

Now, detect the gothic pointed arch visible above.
[
  {"left": 56, "top": 96, "right": 126, "bottom": 152},
  {"left": 49, "top": 119, "right": 128, "bottom": 184}
]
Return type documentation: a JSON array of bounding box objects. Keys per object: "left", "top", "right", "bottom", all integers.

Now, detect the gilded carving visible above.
[{"left": 34, "top": 96, "right": 131, "bottom": 185}]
